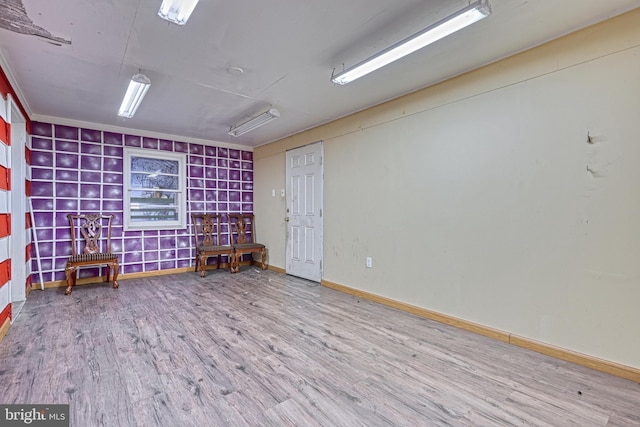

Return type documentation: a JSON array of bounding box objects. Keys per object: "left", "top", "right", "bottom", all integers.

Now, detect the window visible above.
[{"left": 123, "top": 148, "right": 187, "bottom": 230}]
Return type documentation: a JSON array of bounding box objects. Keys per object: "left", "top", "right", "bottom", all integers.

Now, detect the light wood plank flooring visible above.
[{"left": 1, "top": 269, "right": 639, "bottom": 426}]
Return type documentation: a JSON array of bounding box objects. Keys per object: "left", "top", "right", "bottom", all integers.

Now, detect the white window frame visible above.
[{"left": 123, "top": 148, "right": 187, "bottom": 230}]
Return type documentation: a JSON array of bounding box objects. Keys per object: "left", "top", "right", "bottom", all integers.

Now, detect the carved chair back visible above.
[
  {"left": 191, "top": 213, "right": 225, "bottom": 247},
  {"left": 69, "top": 213, "right": 114, "bottom": 256},
  {"left": 228, "top": 213, "right": 257, "bottom": 245}
]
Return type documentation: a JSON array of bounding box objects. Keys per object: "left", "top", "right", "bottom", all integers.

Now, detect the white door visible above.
[{"left": 285, "top": 141, "right": 323, "bottom": 282}]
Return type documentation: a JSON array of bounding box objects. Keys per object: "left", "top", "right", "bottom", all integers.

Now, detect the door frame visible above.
[{"left": 8, "top": 96, "right": 27, "bottom": 316}]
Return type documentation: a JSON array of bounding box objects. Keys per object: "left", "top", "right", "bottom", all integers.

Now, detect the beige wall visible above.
[{"left": 254, "top": 9, "right": 640, "bottom": 369}]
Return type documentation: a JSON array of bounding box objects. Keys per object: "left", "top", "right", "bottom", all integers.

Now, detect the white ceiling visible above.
[{"left": 1, "top": 0, "right": 639, "bottom": 147}]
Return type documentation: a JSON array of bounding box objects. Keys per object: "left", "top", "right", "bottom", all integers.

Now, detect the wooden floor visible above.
[{"left": 1, "top": 269, "right": 639, "bottom": 426}]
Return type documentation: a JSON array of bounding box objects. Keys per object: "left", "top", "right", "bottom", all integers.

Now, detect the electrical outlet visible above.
[{"left": 366, "top": 257, "right": 372, "bottom": 268}]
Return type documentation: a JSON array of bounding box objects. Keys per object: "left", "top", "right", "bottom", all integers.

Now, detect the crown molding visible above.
[{"left": 0, "top": 51, "right": 33, "bottom": 118}]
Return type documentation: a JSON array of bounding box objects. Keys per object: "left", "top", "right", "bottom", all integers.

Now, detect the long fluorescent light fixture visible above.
[
  {"left": 228, "top": 108, "right": 280, "bottom": 137},
  {"left": 117, "top": 73, "right": 151, "bottom": 118},
  {"left": 331, "top": 0, "right": 492, "bottom": 85},
  {"left": 158, "top": 0, "right": 199, "bottom": 25}
]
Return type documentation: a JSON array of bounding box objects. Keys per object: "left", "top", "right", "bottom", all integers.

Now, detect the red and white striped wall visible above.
[
  {"left": 0, "top": 96, "right": 11, "bottom": 337},
  {"left": 0, "top": 61, "right": 32, "bottom": 342}
]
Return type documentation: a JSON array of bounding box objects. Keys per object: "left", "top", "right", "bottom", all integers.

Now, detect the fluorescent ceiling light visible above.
[
  {"left": 331, "top": 0, "right": 492, "bottom": 85},
  {"left": 158, "top": 0, "right": 199, "bottom": 25},
  {"left": 117, "top": 73, "right": 151, "bottom": 118},
  {"left": 229, "top": 108, "right": 280, "bottom": 137}
]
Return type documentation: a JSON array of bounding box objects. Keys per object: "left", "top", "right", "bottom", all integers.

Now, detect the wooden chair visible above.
[
  {"left": 191, "top": 213, "right": 234, "bottom": 277},
  {"left": 64, "top": 213, "right": 119, "bottom": 295},
  {"left": 228, "top": 213, "right": 266, "bottom": 273}
]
